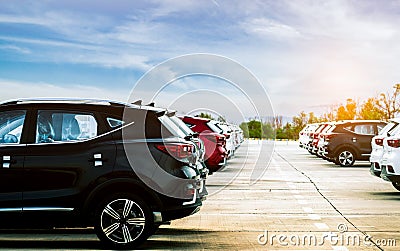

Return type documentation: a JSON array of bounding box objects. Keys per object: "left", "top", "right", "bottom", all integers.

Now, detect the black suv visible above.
[
  {"left": 321, "top": 120, "right": 386, "bottom": 167},
  {"left": 0, "top": 98, "right": 206, "bottom": 249}
]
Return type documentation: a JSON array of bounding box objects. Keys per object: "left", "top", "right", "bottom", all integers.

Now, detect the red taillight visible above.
[
  {"left": 313, "top": 133, "right": 319, "bottom": 139},
  {"left": 387, "top": 139, "right": 400, "bottom": 148},
  {"left": 224, "top": 133, "right": 231, "bottom": 139},
  {"left": 155, "top": 143, "right": 194, "bottom": 159},
  {"left": 375, "top": 138, "right": 384, "bottom": 146}
]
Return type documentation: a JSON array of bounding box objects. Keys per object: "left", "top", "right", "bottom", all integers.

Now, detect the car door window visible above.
[
  {"left": 354, "top": 124, "right": 374, "bottom": 135},
  {"left": 0, "top": 110, "right": 26, "bottom": 144},
  {"left": 36, "top": 111, "right": 98, "bottom": 143}
]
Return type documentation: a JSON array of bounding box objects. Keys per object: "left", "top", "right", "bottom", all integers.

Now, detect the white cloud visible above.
[
  {"left": 0, "top": 79, "right": 128, "bottom": 102},
  {"left": 0, "top": 44, "right": 31, "bottom": 54},
  {"left": 242, "top": 18, "right": 301, "bottom": 39}
]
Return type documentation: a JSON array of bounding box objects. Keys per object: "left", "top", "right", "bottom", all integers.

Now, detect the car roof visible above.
[
  {"left": 0, "top": 98, "right": 172, "bottom": 114},
  {"left": 389, "top": 117, "right": 400, "bottom": 123}
]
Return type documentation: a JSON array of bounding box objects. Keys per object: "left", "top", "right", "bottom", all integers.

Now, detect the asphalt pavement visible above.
[{"left": 0, "top": 140, "right": 399, "bottom": 250}]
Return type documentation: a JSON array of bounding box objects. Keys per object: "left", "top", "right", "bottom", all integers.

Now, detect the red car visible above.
[{"left": 180, "top": 116, "right": 227, "bottom": 173}]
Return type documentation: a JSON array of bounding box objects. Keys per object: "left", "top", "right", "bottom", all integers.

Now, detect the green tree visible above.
[
  {"left": 262, "top": 122, "right": 275, "bottom": 139},
  {"left": 247, "top": 120, "right": 262, "bottom": 138},
  {"left": 239, "top": 122, "right": 249, "bottom": 138},
  {"left": 358, "top": 97, "right": 385, "bottom": 120},
  {"left": 197, "top": 112, "right": 213, "bottom": 119}
]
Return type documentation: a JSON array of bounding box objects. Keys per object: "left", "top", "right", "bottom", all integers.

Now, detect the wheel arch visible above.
[
  {"left": 334, "top": 144, "right": 359, "bottom": 159},
  {"left": 82, "top": 178, "right": 163, "bottom": 223}
]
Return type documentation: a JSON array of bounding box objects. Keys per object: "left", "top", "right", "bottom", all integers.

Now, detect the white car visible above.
[
  {"left": 370, "top": 119, "right": 400, "bottom": 177},
  {"left": 214, "top": 122, "right": 236, "bottom": 158},
  {"left": 316, "top": 122, "right": 336, "bottom": 157},
  {"left": 380, "top": 124, "right": 400, "bottom": 191},
  {"left": 299, "top": 123, "right": 319, "bottom": 149}
]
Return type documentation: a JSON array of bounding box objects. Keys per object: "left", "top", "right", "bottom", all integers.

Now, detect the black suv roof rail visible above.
[
  {"left": 0, "top": 98, "right": 176, "bottom": 114},
  {"left": 0, "top": 98, "right": 136, "bottom": 107}
]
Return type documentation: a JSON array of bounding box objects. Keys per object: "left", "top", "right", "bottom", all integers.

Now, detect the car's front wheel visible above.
[
  {"left": 94, "top": 194, "right": 153, "bottom": 249},
  {"left": 392, "top": 182, "right": 400, "bottom": 191},
  {"left": 335, "top": 149, "right": 356, "bottom": 167}
]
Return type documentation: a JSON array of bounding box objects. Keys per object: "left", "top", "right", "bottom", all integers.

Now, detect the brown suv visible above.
[{"left": 321, "top": 120, "right": 387, "bottom": 167}]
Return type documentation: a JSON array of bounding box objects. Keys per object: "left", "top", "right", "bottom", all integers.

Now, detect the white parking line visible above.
[
  {"left": 297, "top": 200, "right": 308, "bottom": 204},
  {"left": 294, "top": 195, "right": 304, "bottom": 199},
  {"left": 332, "top": 247, "right": 349, "bottom": 251},
  {"left": 302, "top": 207, "right": 314, "bottom": 213},
  {"left": 290, "top": 190, "right": 300, "bottom": 194},
  {"left": 308, "top": 214, "right": 321, "bottom": 220},
  {"left": 314, "top": 222, "right": 329, "bottom": 230}
]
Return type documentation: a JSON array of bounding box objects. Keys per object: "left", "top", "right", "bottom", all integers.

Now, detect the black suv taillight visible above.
[
  {"left": 375, "top": 138, "right": 384, "bottom": 146},
  {"left": 156, "top": 143, "right": 194, "bottom": 159},
  {"left": 387, "top": 139, "right": 400, "bottom": 148}
]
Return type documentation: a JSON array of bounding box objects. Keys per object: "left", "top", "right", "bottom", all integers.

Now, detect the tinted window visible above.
[
  {"left": 36, "top": 111, "right": 98, "bottom": 143},
  {"left": 107, "top": 117, "right": 124, "bottom": 128},
  {"left": 0, "top": 110, "right": 26, "bottom": 144}
]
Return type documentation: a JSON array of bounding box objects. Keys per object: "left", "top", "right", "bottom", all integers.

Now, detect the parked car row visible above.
[
  {"left": 0, "top": 98, "right": 243, "bottom": 249},
  {"left": 180, "top": 116, "right": 244, "bottom": 173},
  {"left": 299, "top": 120, "right": 387, "bottom": 167},
  {"left": 369, "top": 118, "right": 400, "bottom": 191}
]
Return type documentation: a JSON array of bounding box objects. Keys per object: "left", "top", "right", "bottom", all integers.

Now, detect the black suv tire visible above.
[
  {"left": 94, "top": 193, "right": 154, "bottom": 249},
  {"left": 335, "top": 148, "right": 356, "bottom": 167}
]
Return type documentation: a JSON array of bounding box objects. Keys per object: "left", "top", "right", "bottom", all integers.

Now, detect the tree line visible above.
[{"left": 240, "top": 84, "right": 400, "bottom": 139}]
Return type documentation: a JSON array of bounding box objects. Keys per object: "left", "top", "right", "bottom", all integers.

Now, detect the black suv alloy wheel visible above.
[{"left": 95, "top": 194, "right": 153, "bottom": 249}]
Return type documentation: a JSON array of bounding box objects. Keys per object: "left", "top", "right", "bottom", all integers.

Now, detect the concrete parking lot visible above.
[{"left": 0, "top": 140, "right": 399, "bottom": 250}]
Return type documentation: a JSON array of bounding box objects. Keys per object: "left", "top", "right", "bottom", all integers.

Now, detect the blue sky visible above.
[{"left": 0, "top": 0, "right": 399, "bottom": 122}]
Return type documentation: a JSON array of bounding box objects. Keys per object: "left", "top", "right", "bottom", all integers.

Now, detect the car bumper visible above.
[
  {"left": 380, "top": 165, "right": 400, "bottom": 182},
  {"left": 161, "top": 198, "right": 202, "bottom": 222},
  {"left": 370, "top": 162, "right": 381, "bottom": 177}
]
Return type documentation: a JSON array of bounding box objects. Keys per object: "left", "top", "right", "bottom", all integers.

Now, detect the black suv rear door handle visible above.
[
  {"left": 2, "top": 156, "right": 16, "bottom": 168},
  {"left": 88, "top": 153, "right": 108, "bottom": 167}
]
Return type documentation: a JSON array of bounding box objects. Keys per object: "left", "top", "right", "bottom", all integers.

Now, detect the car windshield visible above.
[
  {"left": 388, "top": 122, "right": 400, "bottom": 136},
  {"left": 217, "top": 123, "right": 231, "bottom": 133},
  {"left": 158, "top": 115, "right": 186, "bottom": 138},
  {"left": 326, "top": 125, "right": 336, "bottom": 133},
  {"left": 169, "top": 116, "right": 194, "bottom": 135},
  {"left": 207, "top": 121, "right": 223, "bottom": 133}
]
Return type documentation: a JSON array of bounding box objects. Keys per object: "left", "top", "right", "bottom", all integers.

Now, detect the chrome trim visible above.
[
  {"left": 153, "top": 212, "right": 163, "bottom": 223},
  {"left": 183, "top": 189, "right": 197, "bottom": 206},
  {"left": 0, "top": 208, "right": 22, "bottom": 212},
  {"left": 23, "top": 207, "right": 74, "bottom": 212}
]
